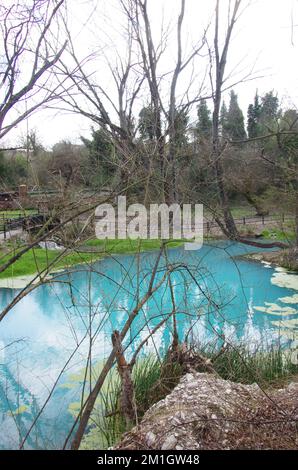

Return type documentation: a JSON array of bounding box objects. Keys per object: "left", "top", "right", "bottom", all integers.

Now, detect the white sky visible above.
[{"left": 4, "top": 0, "right": 298, "bottom": 149}]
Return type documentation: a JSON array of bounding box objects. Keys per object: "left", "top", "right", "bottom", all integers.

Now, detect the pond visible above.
[{"left": 0, "top": 241, "right": 297, "bottom": 449}]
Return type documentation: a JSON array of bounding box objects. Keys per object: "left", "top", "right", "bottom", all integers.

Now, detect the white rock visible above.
[{"left": 145, "top": 431, "right": 156, "bottom": 446}]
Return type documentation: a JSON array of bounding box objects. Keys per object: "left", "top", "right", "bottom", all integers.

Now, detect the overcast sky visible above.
[{"left": 4, "top": 0, "right": 298, "bottom": 149}]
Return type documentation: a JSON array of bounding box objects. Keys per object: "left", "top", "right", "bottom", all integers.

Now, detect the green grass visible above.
[
  {"left": 83, "top": 356, "right": 182, "bottom": 449},
  {"left": 230, "top": 206, "right": 256, "bottom": 218},
  {"left": 84, "top": 238, "right": 184, "bottom": 253},
  {"left": 0, "top": 248, "right": 102, "bottom": 279},
  {"left": 0, "top": 209, "right": 37, "bottom": 218},
  {"left": 205, "top": 204, "right": 290, "bottom": 219},
  {"left": 210, "top": 345, "right": 297, "bottom": 386}
]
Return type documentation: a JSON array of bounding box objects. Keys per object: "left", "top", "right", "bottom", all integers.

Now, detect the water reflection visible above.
[{"left": 0, "top": 241, "right": 297, "bottom": 449}]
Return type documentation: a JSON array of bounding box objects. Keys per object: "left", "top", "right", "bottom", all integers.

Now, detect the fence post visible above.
[
  {"left": 4, "top": 224, "right": 6, "bottom": 240},
  {"left": 243, "top": 217, "right": 246, "bottom": 225},
  {"left": 262, "top": 215, "right": 264, "bottom": 225}
]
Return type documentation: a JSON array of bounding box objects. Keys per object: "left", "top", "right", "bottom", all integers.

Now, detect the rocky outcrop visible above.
[
  {"left": 114, "top": 372, "right": 298, "bottom": 450},
  {"left": 245, "top": 248, "right": 298, "bottom": 271}
]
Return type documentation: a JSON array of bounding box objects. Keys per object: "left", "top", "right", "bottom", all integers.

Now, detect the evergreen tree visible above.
[
  {"left": 247, "top": 91, "right": 261, "bottom": 138},
  {"left": 173, "top": 108, "right": 189, "bottom": 148},
  {"left": 220, "top": 100, "right": 229, "bottom": 136},
  {"left": 138, "top": 106, "right": 156, "bottom": 140},
  {"left": 225, "top": 90, "right": 246, "bottom": 140},
  {"left": 247, "top": 91, "right": 280, "bottom": 138},
  {"left": 247, "top": 104, "right": 255, "bottom": 138},
  {"left": 81, "top": 126, "right": 114, "bottom": 179},
  {"left": 197, "top": 99, "right": 212, "bottom": 137},
  {"left": 260, "top": 91, "right": 279, "bottom": 124}
]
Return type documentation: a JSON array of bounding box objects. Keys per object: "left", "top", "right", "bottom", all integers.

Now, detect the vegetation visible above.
[
  {"left": 261, "top": 228, "right": 296, "bottom": 242},
  {"left": 83, "top": 238, "right": 184, "bottom": 253},
  {"left": 221, "top": 90, "right": 246, "bottom": 140},
  {"left": 210, "top": 345, "right": 297, "bottom": 387},
  {"left": 0, "top": 247, "right": 101, "bottom": 280}
]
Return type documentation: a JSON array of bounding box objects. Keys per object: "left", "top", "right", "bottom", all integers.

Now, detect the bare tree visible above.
[
  {"left": 55, "top": 0, "right": 210, "bottom": 203},
  {"left": 209, "top": 0, "right": 242, "bottom": 239},
  {"left": 0, "top": 0, "right": 67, "bottom": 142}
]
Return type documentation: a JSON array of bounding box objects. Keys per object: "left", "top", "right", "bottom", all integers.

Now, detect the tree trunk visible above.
[{"left": 112, "top": 330, "right": 135, "bottom": 427}]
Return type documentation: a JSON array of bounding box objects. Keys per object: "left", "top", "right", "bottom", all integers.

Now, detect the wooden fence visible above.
[
  {"left": 0, "top": 210, "right": 294, "bottom": 240},
  {"left": 203, "top": 214, "right": 294, "bottom": 232}
]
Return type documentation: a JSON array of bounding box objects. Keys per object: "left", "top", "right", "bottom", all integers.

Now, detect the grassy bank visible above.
[
  {"left": 0, "top": 238, "right": 185, "bottom": 280},
  {"left": 0, "top": 247, "right": 102, "bottom": 280}
]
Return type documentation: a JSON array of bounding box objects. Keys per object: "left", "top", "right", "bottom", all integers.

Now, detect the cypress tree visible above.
[
  {"left": 220, "top": 100, "right": 229, "bottom": 136},
  {"left": 247, "top": 92, "right": 261, "bottom": 138},
  {"left": 197, "top": 99, "right": 212, "bottom": 138},
  {"left": 225, "top": 90, "right": 246, "bottom": 140},
  {"left": 259, "top": 91, "right": 280, "bottom": 131},
  {"left": 260, "top": 91, "right": 279, "bottom": 121}
]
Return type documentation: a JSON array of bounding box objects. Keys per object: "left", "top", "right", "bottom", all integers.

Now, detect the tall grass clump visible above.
[
  {"left": 210, "top": 345, "right": 297, "bottom": 387},
  {"left": 83, "top": 355, "right": 183, "bottom": 449}
]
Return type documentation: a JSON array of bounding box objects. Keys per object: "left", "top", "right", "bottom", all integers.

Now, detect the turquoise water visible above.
[{"left": 0, "top": 241, "right": 297, "bottom": 449}]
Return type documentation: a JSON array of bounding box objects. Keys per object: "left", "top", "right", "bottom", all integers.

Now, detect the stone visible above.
[{"left": 145, "top": 431, "right": 156, "bottom": 446}]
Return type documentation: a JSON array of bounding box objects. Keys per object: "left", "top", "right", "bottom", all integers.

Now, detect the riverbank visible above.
[
  {"left": 0, "top": 247, "right": 102, "bottom": 282},
  {"left": 0, "top": 239, "right": 185, "bottom": 285},
  {"left": 0, "top": 235, "right": 296, "bottom": 287},
  {"left": 243, "top": 247, "right": 298, "bottom": 272}
]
